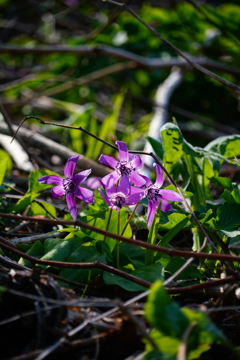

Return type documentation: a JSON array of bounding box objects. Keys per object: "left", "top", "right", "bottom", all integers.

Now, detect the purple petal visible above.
[
  {"left": 147, "top": 200, "right": 157, "bottom": 228},
  {"left": 129, "top": 171, "right": 146, "bottom": 187},
  {"left": 161, "top": 200, "right": 172, "bottom": 212},
  {"left": 118, "top": 175, "right": 130, "bottom": 197},
  {"left": 128, "top": 155, "right": 142, "bottom": 169},
  {"left": 99, "top": 189, "right": 110, "bottom": 207},
  {"left": 159, "top": 190, "right": 183, "bottom": 202},
  {"left": 66, "top": 193, "right": 78, "bottom": 220},
  {"left": 141, "top": 175, "right": 152, "bottom": 188},
  {"left": 64, "top": 155, "right": 81, "bottom": 178},
  {"left": 73, "top": 169, "right": 91, "bottom": 186},
  {"left": 98, "top": 154, "right": 118, "bottom": 169},
  {"left": 38, "top": 175, "right": 63, "bottom": 185},
  {"left": 116, "top": 141, "right": 129, "bottom": 162},
  {"left": 154, "top": 164, "right": 164, "bottom": 188},
  {"left": 74, "top": 186, "right": 94, "bottom": 204},
  {"left": 52, "top": 185, "right": 64, "bottom": 198},
  {"left": 86, "top": 177, "right": 102, "bottom": 189},
  {"left": 104, "top": 176, "right": 117, "bottom": 197},
  {"left": 125, "top": 187, "right": 146, "bottom": 205},
  {"left": 101, "top": 171, "right": 119, "bottom": 187}
]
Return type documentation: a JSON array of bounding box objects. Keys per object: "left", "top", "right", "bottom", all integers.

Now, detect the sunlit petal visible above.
[
  {"left": 98, "top": 154, "right": 118, "bottom": 169},
  {"left": 130, "top": 171, "right": 146, "bottom": 187},
  {"left": 159, "top": 189, "right": 183, "bottom": 202},
  {"left": 66, "top": 193, "right": 78, "bottom": 220},
  {"left": 75, "top": 186, "right": 94, "bottom": 204},
  {"left": 147, "top": 200, "right": 157, "bottom": 228},
  {"left": 161, "top": 200, "right": 172, "bottom": 212},
  {"left": 38, "top": 175, "right": 63, "bottom": 185},
  {"left": 64, "top": 155, "right": 81, "bottom": 178},
  {"left": 86, "top": 177, "right": 102, "bottom": 189},
  {"left": 73, "top": 169, "right": 92, "bottom": 185},
  {"left": 125, "top": 187, "right": 146, "bottom": 205},
  {"left": 118, "top": 175, "right": 130, "bottom": 196},
  {"left": 154, "top": 164, "right": 164, "bottom": 188},
  {"left": 51, "top": 185, "right": 64, "bottom": 198},
  {"left": 116, "top": 141, "right": 129, "bottom": 162},
  {"left": 128, "top": 155, "right": 142, "bottom": 169},
  {"left": 101, "top": 172, "right": 119, "bottom": 187}
]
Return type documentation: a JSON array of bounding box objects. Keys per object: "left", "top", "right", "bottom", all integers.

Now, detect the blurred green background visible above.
[{"left": 0, "top": 0, "right": 240, "bottom": 159}]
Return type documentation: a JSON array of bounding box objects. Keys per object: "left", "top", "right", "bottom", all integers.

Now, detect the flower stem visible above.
[
  {"left": 121, "top": 203, "right": 139, "bottom": 237},
  {"left": 103, "top": 208, "right": 113, "bottom": 242},
  {"left": 117, "top": 210, "right": 120, "bottom": 269}
]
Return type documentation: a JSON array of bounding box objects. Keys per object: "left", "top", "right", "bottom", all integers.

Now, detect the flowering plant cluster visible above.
[{"left": 38, "top": 141, "right": 183, "bottom": 227}]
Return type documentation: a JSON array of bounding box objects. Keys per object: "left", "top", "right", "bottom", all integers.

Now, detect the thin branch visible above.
[
  {"left": 1, "top": 214, "right": 240, "bottom": 263},
  {"left": 0, "top": 44, "right": 240, "bottom": 77},
  {"left": 104, "top": 0, "right": 240, "bottom": 91}
]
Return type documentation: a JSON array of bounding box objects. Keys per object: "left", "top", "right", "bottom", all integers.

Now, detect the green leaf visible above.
[
  {"left": 80, "top": 208, "right": 132, "bottom": 251},
  {"left": 59, "top": 245, "right": 106, "bottom": 284},
  {"left": 27, "top": 201, "right": 57, "bottom": 218},
  {"left": 210, "top": 176, "right": 232, "bottom": 191},
  {"left": 145, "top": 281, "right": 189, "bottom": 337},
  {"left": 0, "top": 149, "right": 12, "bottom": 176},
  {"left": 28, "top": 169, "right": 61, "bottom": 194},
  {"left": 19, "top": 241, "right": 45, "bottom": 268},
  {"left": 159, "top": 212, "right": 188, "bottom": 231},
  {"left": 147, "top": 136, "right": 164, "bottom": 160},
  {"left": 221, "top": 189, "right": 235, "bottom": 203},
  {"left": 159, "top": 216, "right": 190, "bottom": 247},
  {"left": 0, "top": 158, "right": 8, "bottom": 185},
  {"left": 12, "top": 193, "right": 40, "bottom": 214},
  {"left": 41, "top": 237, "right": 86, "bottom": 262},
  {"left": 205, "top": 134, "right": 240, "bottom": 159},
  {"left": 103, "top": 263, "right": 164, "bottom": 291},
  {"left": 216, "top": 203, "right": 240, "bottom": 230}
]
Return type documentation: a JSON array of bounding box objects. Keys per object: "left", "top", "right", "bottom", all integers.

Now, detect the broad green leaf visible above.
[
  {"left": 59, "top": 245, "right": 106, "bottom": 284},
  {"left": 80, "top": 208, "right": 132, "bottom": 251},
  {"left": 12, "top": 193, "right": 40, "bottom": 214},
  {"left": 159, "top": 212, "right": 188, "bottom": 231},
  {"left": 145, "top": 281, "right": 189, "bottom": 337},
  {"left": 216, "top": 203, "right": 240, "bottom": 231},
  {"left": 27, "top": 201, "right": 57, "bottom": 218},
  {"left": 19, "top": 241, "right": 45, "bottom": 268},
  {"left": 205, "top": 134, "right": 240, "bottom": 159},
  {"left": 159, "top": 216, "right": 190, "bottom": 247},
  {"left": 161, "top": 123, "right": 185, "bottom": 171},
  {"left": 41, "top": 237, "right": 86, "bottom": 262},
  {"left": 103, "top": 262, "right": 164, "bottom": 291},
  {"left": 0, "top": 158, "right": 8, "bottom": 185},
  {"left": 117, "top": 242, "right": 145, "bottom": 269},
  {"left": 220, "top": 229, "right": 240, "bottom": 238},
  {"left": 231, "top": 189, "right": 240, "bottom": 204},
  {"left": 157, "top": 253, "right": 201, "bottom": 280},
  {"left": 144, "top": 350, "right": 176, "bottom": 360},
  {"left": 28, "top": 169, "right": 61, "bottom": 194},
  {"left": 220, "top": 189, "right": 235, "bottom": 203},
  {"left": 147, "top": 136, "right": 164, "bottom": 160},
  {"left": 210, "top": 176, "right": 232, "bottom": 191},
  {"left": 0, "top": 149, "right": 12, "bottom": 175}
]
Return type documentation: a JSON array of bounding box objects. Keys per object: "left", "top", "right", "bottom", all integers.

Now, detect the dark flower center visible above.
[
  {"left": 147, "top": 188, "right": 161, "bottom": 201},
  {"left": 116, "top": 161, "right": 132, "bottom": 177},
  {"left": 62, "top": 178, "right": 76, "bottom": 194},
  {"left": 111, "top": 194, "right": 126, "bottom": 209}
]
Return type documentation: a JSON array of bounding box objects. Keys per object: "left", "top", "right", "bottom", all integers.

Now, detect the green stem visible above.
[
  {"left": 103, "top": 208, "right": 113, "bottom": 242},
  {"left": 121, "top": 202, "right": 139, "bottom": 237},
  {"left": 117, "top": 210, "right": 120, "bottom": 269}
]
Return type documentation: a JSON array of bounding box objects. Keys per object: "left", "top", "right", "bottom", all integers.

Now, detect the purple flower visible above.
[
  {"left": 144, "top": 164, "right": 183, "bottom": 228},
  {"left": 99, "top": 141, "right": 146, "bottom": 188},
  {"left": 99, "top": 175, "right": 145, "bottom": 212},
  {"left": 37, "top": 156, "right": 93, "bottom": 220}
]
